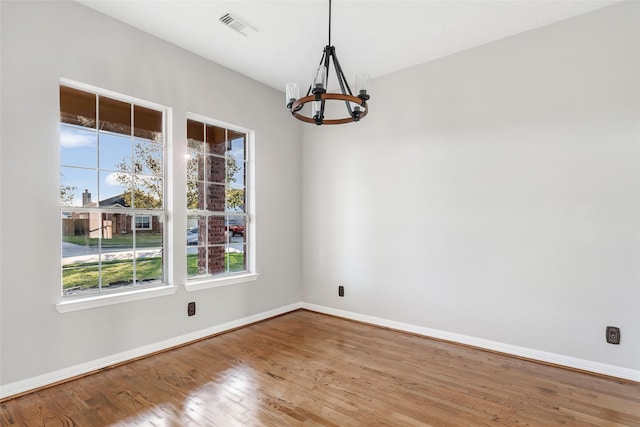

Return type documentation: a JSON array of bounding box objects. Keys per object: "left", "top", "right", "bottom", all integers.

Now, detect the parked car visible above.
[
  {"left": 187, "top": 227, "right": 198, "bottom": 245},
  {"left": 187, "top": 220, "right": 244, "bottom": 244},
  {"left": 226, "top": 220, "right": 244, "bottom": 237}
]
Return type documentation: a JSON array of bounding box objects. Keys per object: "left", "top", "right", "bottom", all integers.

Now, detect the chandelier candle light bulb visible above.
[
  {"left": 286, "top": 82, "right": 299, "bottom": 109},
  {"left": 313, "top": 65, "right": 328, "bottom": 93},
  {"left": 285, "top": 0, "right": 370, "bottom": 125}
]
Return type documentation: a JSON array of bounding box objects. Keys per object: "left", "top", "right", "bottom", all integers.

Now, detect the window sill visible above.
[
  {"left": 186, "top": 272, "right": 259, "bottom": 292},
  {"left": 56, "top": 285, "right": 178, "bottom": 313}
]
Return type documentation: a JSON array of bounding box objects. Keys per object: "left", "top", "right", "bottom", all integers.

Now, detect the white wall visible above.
[
  {"left": 0, "top": 1, "right": 302, "bottom": 387},
  {"left": 302, "top": 1, "right": 640, "bottom": 372}
]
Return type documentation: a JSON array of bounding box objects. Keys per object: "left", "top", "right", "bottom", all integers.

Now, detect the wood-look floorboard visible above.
[{"left": 1, "top": 310, "right": 639, "bottom": 426}]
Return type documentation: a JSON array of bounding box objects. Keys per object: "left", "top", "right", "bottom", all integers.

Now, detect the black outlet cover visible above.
[
  {"left": 188, "top": 302, "right": 196, "bottom": 316},
  {"left": 606, "top": 326, "right": 620, "bottom": 344},
  {"left": 338, "top": 286, "right": 344, "bottom": 297}
]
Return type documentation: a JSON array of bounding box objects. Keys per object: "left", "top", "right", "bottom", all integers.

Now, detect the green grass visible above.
[
  {"left": 63, "top": 252, "right": 246, "bottom": 290},
  {"left": 187, "top": 252, "right": 245, "bottom": 275},
  {"left": 62, "top": 257, "right": 162, "bottom": 290},
  {"left": 63, "top": 233, "right": 162, "bottom": 248}
]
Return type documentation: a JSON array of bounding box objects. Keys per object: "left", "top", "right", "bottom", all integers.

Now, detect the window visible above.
[
  {"left": 186, "top": 117, "right": 250, "bottom": 281},
  {"left": 59, "top": 83, "right": 167, "bottom": 297},
  {"left": 134, "top": 215, "right": 152, "bottom": 230}
]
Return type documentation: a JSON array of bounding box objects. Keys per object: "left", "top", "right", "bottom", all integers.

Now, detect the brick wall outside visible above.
[{"left": 188, "top": 120, "right": 229, "bottom": 276}]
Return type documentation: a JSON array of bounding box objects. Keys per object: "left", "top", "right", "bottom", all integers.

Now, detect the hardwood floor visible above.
[{"left": 2, "top": 310, "right": 639, "bottom": 426}]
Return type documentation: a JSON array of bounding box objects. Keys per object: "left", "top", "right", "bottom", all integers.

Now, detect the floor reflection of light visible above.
[
  {"left": 181, "top": 363, "right": 259, "bottom": 426},
  {"left": 109, "top": 405, "right": 183, "bottom": 427}
]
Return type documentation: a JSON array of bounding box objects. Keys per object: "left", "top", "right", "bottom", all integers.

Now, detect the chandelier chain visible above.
[{"left": 328, "top": 0, "right": 332, "bottom": 47}]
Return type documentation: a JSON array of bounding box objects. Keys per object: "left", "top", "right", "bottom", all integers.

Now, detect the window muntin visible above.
[
  {"left": 186, "top": 118, "right": 249, "bottom": 280},
  {"left": 60, "top": 84, "right": 166, "bottom": 297}
]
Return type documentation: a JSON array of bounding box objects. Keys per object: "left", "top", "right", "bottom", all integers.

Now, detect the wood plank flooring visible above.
[{"left": 2, "top": 310, "right": 639, "bottom": 426}]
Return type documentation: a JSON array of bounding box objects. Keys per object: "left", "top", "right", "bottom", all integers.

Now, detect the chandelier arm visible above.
[
  {"left": 318, "top": 45, "right": 332, "bottom": 124},
  {"left": 331, "top": 48, "right": 354, "bottom": 96},
  {"left": 330, "top": 48, "right": 355, "bottom": 117}
]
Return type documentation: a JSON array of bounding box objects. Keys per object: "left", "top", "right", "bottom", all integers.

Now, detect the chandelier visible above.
[{"left": 285, "top": 0, "right": 370, "bottom": 125}]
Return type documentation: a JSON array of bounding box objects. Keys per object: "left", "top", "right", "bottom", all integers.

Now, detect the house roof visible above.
[{"left": 99, "top": 194, "right": 128, "bottom": 208}]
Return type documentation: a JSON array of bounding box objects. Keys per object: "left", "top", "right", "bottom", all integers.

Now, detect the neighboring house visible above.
[{"left": 63, "top": 190, "right": 161, "bottom": 239}]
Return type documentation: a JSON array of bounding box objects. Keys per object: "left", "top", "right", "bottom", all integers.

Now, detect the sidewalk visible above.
[{"left": 62, "top": 242, "right": 162, "bottom": 265}]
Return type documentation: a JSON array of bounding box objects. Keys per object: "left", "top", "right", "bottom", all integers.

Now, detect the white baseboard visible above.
[
  {"left": 0, "top": 302, "right": 302, "bottom": 400},
  {"left": 301, "top": 302, "right": 640, "bottom": 383}
]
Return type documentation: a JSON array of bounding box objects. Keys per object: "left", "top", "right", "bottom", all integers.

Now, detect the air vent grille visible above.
[{"left": 219, "top": 12, "right": 259, "bottom": 37}]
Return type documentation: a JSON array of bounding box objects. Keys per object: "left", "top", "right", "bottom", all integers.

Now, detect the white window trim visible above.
[
  {"left": 184, "top": 113, "right": 257, "bottom": 289},
  {"left": 56, "top": 285, "right": 178, "bottom": 313},
  {"left": 185, "top": 272, "right": 259, "bottom": 292}
]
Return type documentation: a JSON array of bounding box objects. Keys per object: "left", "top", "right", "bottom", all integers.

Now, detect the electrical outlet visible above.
[
  {"left": 338, "top": 285, "right": 344, "bottom": 297},
  {"left": 606, "top": 326, "right": 620, "bottom": 344},
  {"left": 187, "top": 302, "right": 196, "bottom": 317}
]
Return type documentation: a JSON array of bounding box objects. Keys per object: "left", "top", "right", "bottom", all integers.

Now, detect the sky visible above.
[{"left": 60, "top": 123, "right": 246, "bottom": 209}]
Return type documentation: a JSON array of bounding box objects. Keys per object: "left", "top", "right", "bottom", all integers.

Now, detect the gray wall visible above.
[
  {"left": 0, "top": 1, "right": 302, "bottom": 386},
  {"left": 302, "top": 1, "right": 640, "bottom": 371}
]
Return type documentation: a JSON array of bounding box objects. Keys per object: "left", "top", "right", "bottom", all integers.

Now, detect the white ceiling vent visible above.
[{"left": 219, "top": 12, "right": 259, "bottom": 37}]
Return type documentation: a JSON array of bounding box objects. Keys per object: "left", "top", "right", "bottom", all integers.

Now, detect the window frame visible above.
[
  {"left": 57, "top": 78, "right": 172, "bottom": 309},
  {"left": 185, "top": 113, "right": 257, "bottom": 290}
]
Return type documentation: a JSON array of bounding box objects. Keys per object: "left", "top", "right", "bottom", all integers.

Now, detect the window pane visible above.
[
  {"left": 60, "top": 86, "right": 96, "bottom": 128},
  {"left": 101, "top": 212, "right": 134, "bottom": 290},
  {"left": 226, "top": 155, "right": 245, "bottom": 213},
  {"left": 229, "top": 132, "right": 245, "bottom": 158},
  {"left": 205, "top": 183, "right": 225, "bottom": 211},
  {"left": 99, "top": 96, "right": 131, "bottom": 136},
  {"left": 187, "top": 214, "right": 203, "bottom": 246},
  {"left": 206, "top": 124, "right": 226, "bottom": 155},
  {"left": 207, "top": 246, "right": 226, "bottom": 275},
  {"left": 227, "top": 216, "right": 247, "bottom": 273},
  {"left": 99, "top": 133, "right": 132, "bottom": 172},
  {"left": 60, "top": 125, "right": 97, "bottom": 168},
  {"left": 62, "top": 265, "right": 100, "bottom": 295},
  {"left": 225, "top": 216, "right": 246, "bottom": 239},
  {"left": 187, "top": 247, "right": 208, "bottom": 277},
  {"left": 187, "top": 119, "right": 204, "bottom": 142},
  {"left": 61, "top": 211, "right": 100, "bottom": 293},
  {"left": 134, "top": 105, "right": 162, "bottom": 141},
  {"left": 227, "top": 134, "right": 245, "bottom": 213},
  {"left": 187, "top": 140, "right": 205, "bottom": 181},
  {"left": 227, "top": 158, "right": 245, "bottom": 188},
  {"left": 226, "top": 188, "right": 245, "bottom": 213},
  {"left": 228, "top": 246, "right": 247, "bottom": 273},
  {"left": 207, "top": 155, "right": 225, "bottom": 184},
  {"left": 135, "top": 139, "right": 163, "bottom": 176},
  {"left": 61, "top": 167, "right": 97, "bottom": 207},
  {"left": 208, "top": 216, "right": 226, "bottom": 245},
  {"left": 102, "top": 258, "right": 134, "bottom": 290},
  {"left": 133, "top": 175, "right": 163, "bottom": 209},
  {"left": 187, "top": 179, "right": 202, "bottom": 210},
  {"left": 99, "top": 170, "right": 129, "bottom": 206},
  {"left": 134, "top": 214, "right": 163, "bottom": 284}
]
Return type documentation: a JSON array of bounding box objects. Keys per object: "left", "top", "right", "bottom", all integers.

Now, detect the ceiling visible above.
[{"left": 78, "top": 1, "right": 617, "bottom": 92}]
